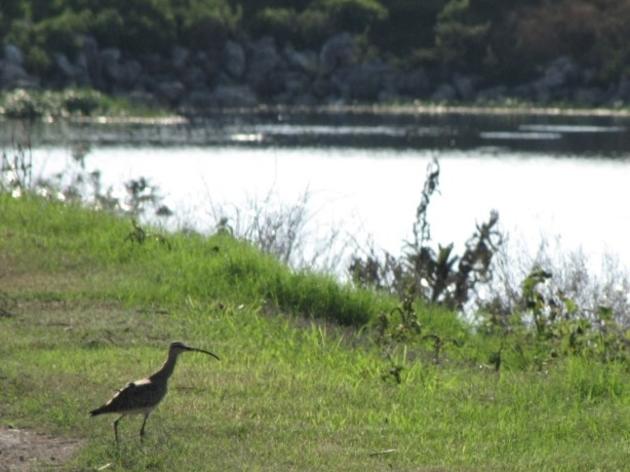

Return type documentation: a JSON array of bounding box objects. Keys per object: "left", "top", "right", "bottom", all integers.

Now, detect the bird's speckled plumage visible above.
[
  {"left": 90, "top": 377, "right": 166, "bottom": 416},
  {"left": 90, "top": 341, "right": 219, "bottom": 442}
]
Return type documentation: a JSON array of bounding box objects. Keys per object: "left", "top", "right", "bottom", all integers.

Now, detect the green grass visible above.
[
  {"left": 1, "top": 195, "right": 630, "bottom": 471},
  {"left": 0, "top": 88, "right": 170, "bottom": 120}
]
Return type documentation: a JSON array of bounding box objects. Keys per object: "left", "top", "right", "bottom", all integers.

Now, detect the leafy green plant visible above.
[
  {"left": 3, "top": 89, "right": 46, "bottom": 119},
  {"left": 175, "top": 0, "right": 241, "bottom": 49},
  {"left": 0, "top": 122, "right": 32, "bottom": 192},
  {"left": 313, "top": 0, "right": 388, "bottom": 33},
  {"left": 61, "top": 89, "right": 103, "bottom": 116},
  {"left": 374, "top": 295, "right": 421, "bottom": 345},
  {"left": 434, "top": 0, "right": 490, "bottom": 69},
  {"left": 350, "top": 159, "right": 502, "bottom": 310}
]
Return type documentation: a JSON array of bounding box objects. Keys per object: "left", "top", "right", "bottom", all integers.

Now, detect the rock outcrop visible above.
[{"left": 1, "top": 35, "right": 628, "bottom": 113}]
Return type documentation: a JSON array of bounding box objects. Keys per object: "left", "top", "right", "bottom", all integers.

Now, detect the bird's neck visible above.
[{"left": 151, "top": 351, "right": 179, "bottom": 382}]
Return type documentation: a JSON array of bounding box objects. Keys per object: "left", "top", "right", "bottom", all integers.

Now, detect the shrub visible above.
[
  {"left": 6, "top": 9, "right": 90, "bottom": 75},
  {"left": 250, "top": 7, "right": 299, "bottom": 45},
  {"left": 512, "top": 0, "right": 630, "bottom": 81},
  {"left": 434, "top": 0, "right": 490, "bottom": 69},
  {"left": 349, "top": 159, "right": 503, "bottom": 310},
  {"left": 295, "top": 8, "right": 334, "bottom": 47},
  {"left": 313, "top": 0, "right": 388, "bottom": 33},
  {"left": 87, "top": 0, "right": 176, "bottom": 54},
  {"left": 61, "top": 89, "right": 103, "bottom": 115},
  {"left": 175, "top": 0, "right": 241, "bottom": 50},
  {"left": 3, "top": 89, "right": 45, "bottom": 119},
  {"left": 369, "top": 0, "right": 445, "bottom": 59}
]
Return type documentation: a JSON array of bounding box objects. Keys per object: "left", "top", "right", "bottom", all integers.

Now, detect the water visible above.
[{"left": 5, "top": 111, "right": 630, "bottom": 274}]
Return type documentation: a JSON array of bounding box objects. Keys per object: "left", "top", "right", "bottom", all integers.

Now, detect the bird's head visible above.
[
  {"left": 168, "top": 341, "right": 219, "bottom": 360},
  {"left": 169, "top": 341, "right": 220, "bottom": 360}
]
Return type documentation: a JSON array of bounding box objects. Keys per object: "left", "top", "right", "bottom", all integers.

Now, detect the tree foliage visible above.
[{"left": 2, "top": 0, "right": 630, "bottom": 83}]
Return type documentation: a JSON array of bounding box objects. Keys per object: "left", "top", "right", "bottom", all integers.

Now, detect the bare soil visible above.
[{"left": 0, "top": 426, "right": 81, "bottom": 472}]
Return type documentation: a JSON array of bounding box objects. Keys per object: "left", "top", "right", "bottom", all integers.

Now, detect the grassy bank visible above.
[
  {"left": 1, "top": 195, "right": 629, "bottom": 471},
  {"left": 5, "top": 87, "right": 630, "bottom": 123},
  {"left": 0, "top": 88, "right": 171, "bottom": 120}
]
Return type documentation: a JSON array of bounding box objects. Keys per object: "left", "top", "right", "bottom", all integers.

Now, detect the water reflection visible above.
[
  {"left": 479, "top": 131, "right": 562, "bottom": 140},
  {"left": 2, "top": 111, "right": 630, "bottom": 156}
]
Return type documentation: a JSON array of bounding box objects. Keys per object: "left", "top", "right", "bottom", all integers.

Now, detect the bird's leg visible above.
[
  {"left": 113, "top": 415, "right": 123, "bottom": 444},
  {"left": 139, "top": 413, "right": 150, "bottom": 441}
]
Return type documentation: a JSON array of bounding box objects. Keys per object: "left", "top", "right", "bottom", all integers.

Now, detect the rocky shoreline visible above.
[{"left": 3, "top": 33, "right": 630, "bottom": 114}]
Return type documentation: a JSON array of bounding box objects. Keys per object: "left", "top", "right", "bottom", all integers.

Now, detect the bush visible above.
[
  {"left": 250, "top": 7, "right": 300, "bottom": 45},
  {"left": 175, "top": 0, "right": 241, "bottom": 50},
  {"left": 87, "top": 0, "right": 176, "bottom": 54},
  {"left": 3, "top": 88, "right": 46, "bottom": 119},
  {"left": 295, "top": 8, "right": 334, "bottom": 47},
  {"left": 349, "top": 159, "right": 503, "bottom": 310},
  {"left": 369, "top": 0, "right": 445, "bottom": 59},
  {"left": 61, "top": 89, "right": 103, "bottom": 115},
  {"left": 513, "top": 0, "right": 630, "bottom": 81},
  {"left": 313, "top": 0, "right": 388, "bottom": 33},
  {"left": 434, "top": 0, "right": 490, "bottom": 69},
  {"left": 30, "top": 9, "right": 90, "bottom": 56}
]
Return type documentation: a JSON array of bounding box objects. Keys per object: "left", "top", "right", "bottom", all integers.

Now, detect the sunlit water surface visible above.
[
  {"left": 11, "top": 112, "right": 630, "bottom": 276},
  {"left": 28, "top": 147, "right": 630, "bottom": 274}
]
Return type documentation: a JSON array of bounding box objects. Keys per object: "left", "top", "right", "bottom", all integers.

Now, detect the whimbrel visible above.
[{"left": 90, "top": 341, "right": 219, "bottom": 443}]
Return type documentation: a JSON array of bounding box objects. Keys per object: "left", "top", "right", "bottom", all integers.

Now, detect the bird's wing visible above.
[{"left": 98, "top": 378, "right": 162, "bottom": 413}]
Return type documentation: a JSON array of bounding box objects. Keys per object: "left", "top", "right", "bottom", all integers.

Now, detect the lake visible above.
[{"left": 4, "top": 109, "right": 630, "bottom": 278}]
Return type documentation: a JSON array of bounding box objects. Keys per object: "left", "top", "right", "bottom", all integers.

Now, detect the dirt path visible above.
[{"left": 0, "top": 426, "right": 81, "bottom": 471}]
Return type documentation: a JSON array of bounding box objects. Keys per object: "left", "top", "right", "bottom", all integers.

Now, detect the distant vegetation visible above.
[
  {"left": 0, "top": 87, "right": 168, "bottom": 118},
  {"left": 2, "top": 0, "right": 630, "bottom": 85}
]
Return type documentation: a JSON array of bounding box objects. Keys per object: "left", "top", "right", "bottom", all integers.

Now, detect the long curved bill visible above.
[{"left": 186, "top": 346, "right": 220, "bottom": 360}]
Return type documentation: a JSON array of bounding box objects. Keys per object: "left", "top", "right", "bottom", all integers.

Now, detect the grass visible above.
[
  {"left": 1, "top": 194, "right": 630, "bottom": 471},
  {"left": 0, "top": 88, "right": 171, "bottom": 120}
]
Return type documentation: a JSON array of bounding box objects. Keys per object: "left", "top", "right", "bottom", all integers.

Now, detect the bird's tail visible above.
[{"left": 89, "top": 405, "right": 109, "bottom": 417}]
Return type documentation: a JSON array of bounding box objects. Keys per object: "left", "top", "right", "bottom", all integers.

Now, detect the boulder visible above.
[
  {"left": 246, "top": 37, "right": 283, "bottom": 94},
  {"left": 475, "top": 85, "right": 507, "bottom": 102},
  {"left": 155, "top": 80, "right": 186, "bottom": 103},
  {"left": 283, "top": 71, "right": 311, "bottom": 96},
  {"left": 209, "top": 84, "right": 258, "bottom": 108},
  {"left": 0, "top": 61, "right": 37, "bottom": 89},
  {"left": 100, "top": 48, "right": 124, "bottom": 86},
  {"left": 284, "top": 45, "right": 318, "bottom": 75},
  {"left": 540, "top": 56, "right": 581, "bottom": 89},
  {"left": 54, "top": 53, "right": 81, "bottom": 79},
  {"left": 82, "top": 35, "right": 102, "bottom": 87},
  {"left": 573, "top": 87, "right": 605, "bottom": 106},
  {"left": 223, "top": 40, "right": 245, "bottom": 78},
  {"left": 531, "top": 56, "right": 582, "bottom": 101},
  {"left": 120, "top": 60, "right": 143, "bottom": 88},
  {"left": 614, "top": 78, "right": 630, "bottom": 102},
  {"left": 320, "top": 33, "right": 356, "bottom": 75},
  {"left": 431, "top": 83, "right": 457, "bottom": 102},
  {"left": 332, "top": 61, "right": 395, "bottom": 101},
  {"left": 194, "top": 51, "right": 219, "bottom": 78},
  {"left": 311, "top": 77, "right": 336, "bottom": 99},
  {"left": 101, "top": 48, "right": 121, "bottom": 66},
  {"left": 453, "top": 74, "right": 477, "bottom": 101},
  {"left": 140, "top": 53, "right": 168, "bottom": 75},
  {"left": 171, "top": 46, "right": 190, "bottom": 71},
  {"left": 180, "top": 65, "right": 207, "bottom": 88},
  {"left": 394, "top": 68, "right": 430, "bottom": 97},
  {"left": 4, "top": 44, "right": 24, "bottom": 66},
  {"left": 179, "top": 89, "right": 215, "bottom": 111},
  {"left": 290, "top": 93, "right": 318, "bottom": 107}
]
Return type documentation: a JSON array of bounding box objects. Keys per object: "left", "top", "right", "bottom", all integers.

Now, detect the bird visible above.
[{"left": 90, "top": 341, "right": 219, "bottom": 443}]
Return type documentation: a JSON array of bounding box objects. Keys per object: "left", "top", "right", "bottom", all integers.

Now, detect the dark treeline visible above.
[
  {"left": 2, "top": 0, "right": 630, "bottom": 110},
  {"left": 1, "top": 0, "right": 629, "bottom": 84}
]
